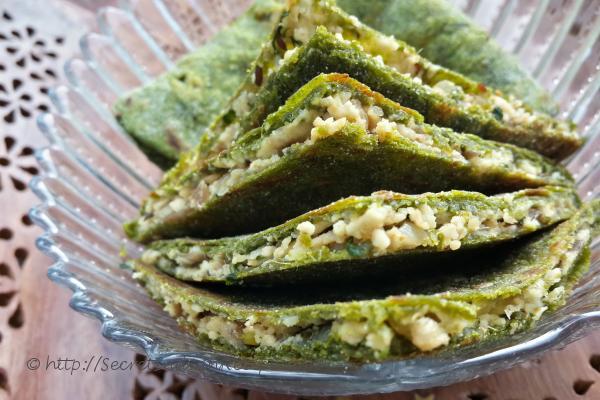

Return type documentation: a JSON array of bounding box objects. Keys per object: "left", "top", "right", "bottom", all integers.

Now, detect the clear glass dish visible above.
[{"left": 29, "top": 0, "right": 600, "bottom": 395}]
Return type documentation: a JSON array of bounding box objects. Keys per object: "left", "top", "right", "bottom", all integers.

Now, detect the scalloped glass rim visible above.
[{"left": 28, "top": 0, "right": 600, "bottom": 395}]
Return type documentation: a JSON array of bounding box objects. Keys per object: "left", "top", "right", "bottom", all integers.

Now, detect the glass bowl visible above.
[{"left": 29, "top": 0, "right": 600, "bottom": 395}]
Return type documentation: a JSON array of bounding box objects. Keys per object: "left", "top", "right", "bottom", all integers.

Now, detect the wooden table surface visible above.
[{"left": 0, "top": 1, "right": 599, "bottom": 399}]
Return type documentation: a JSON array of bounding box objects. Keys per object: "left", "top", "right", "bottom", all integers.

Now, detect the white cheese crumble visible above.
[
  {"left": 297, "top": 221, "right": 316, "bottom": 236},
  {"left": 410, "top": 317, "right": 450, "bottom": 351},
  {"left": 311, "top": 116, "right": 347, "bottom": 140},
  {"left": 365, "top": 324, "right": 394, "bottom": 352},
  {"left": 334, "top": 320, "right": 369, "bottom": 346}
]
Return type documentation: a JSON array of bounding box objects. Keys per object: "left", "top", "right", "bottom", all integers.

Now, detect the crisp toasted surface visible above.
[
  {"left": 114, "top": 0, "right": 564, "bottom": 167},
  {"left": 155, "top": 0, "right": 578, "bottom": 192},
  {"left": 235, "top": 27, "right": 579, "bottom": 160},
  {"left": 133, "top": 201, "right": 598, "bottom": 362},
  {"left": 125, "top": 74, "right": 574, "bottom": 242},
  {"left": 143, "top": 186, "right": 580, "bottom": 285},
  {"left": 337, "top": 0, "right": 558, "bottom": 115},
  {"left": 192, "top": 1, "right": 578, "bottom": 164}
]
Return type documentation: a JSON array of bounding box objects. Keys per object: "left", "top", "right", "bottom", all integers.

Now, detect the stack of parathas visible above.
[{"left": 118, "top": 0, "right": 598, "bottom": 362}]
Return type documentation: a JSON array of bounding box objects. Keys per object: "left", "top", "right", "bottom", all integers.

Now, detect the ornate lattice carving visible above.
[{"left": 0, "top": 6, "right": 67, "bottom": 396}]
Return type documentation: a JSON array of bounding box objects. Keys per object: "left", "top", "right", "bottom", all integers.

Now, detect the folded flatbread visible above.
[
  {"left": 337, "top": 0, "right": 558, "bottom": 115},
  {"left": 126, "top": 74, "right": 573, "bottom": 241},
  {"left": 141, "top": 186, "right": 580, "bottom": 285},
  {"left": 115, "top": 0, "right": 562, "bottom": 167},
  {"left": 114, "top": 0, "right": 283, "bottom": 168},
  {"left": 133, "top": 201, "right": 598, "bottom": 362},
  {"left": 188, "top": 0, "right": 578, "bottom": 167}
]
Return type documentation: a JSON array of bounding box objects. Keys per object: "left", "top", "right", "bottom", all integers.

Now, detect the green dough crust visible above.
[
  {"left": 337, "top": 0, "right": 558, "bottom": 115},
  {"left": 174, "top": 0, "right": 578, "bottom": 178},
  {"left": 115, "top": 0, "right": 570, "bottom": 167},
  {"left": 113, "top": 0, "right": 284, "bottom": 168},
  {"left": 141, "top": 186, "right": 580, "bottom": 285},
  {"left": 133, "top": 201, "right": 599, "bottom": 363},
  {"left": 125, "top": 74, "right": 574, "bottom": 242}
]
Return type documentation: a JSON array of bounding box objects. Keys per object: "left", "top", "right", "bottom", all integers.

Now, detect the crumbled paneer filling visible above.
[
  {"left": 145, "top": 193, "right": 559, "bottom": 283},
  {"left": 428, "top": 79, "right": 561, "bottom": 130},
  {"left": 257, "top": 109, "right": 319, "bottom": 158},
  {"left": 409, "top": 317, "right": 450, "bottom": 351},
  {"left": 135, "top": 1, "right": 571, "bottom": 229},
  {"left": 279, "top": 0, "right": 553, "bottom": 130},
  {"left": 231, "top": 91, "right": 255, "bottom": 117},
  {"left": 136, "top": 0, "right": 576, "bottom": 235},
  {"left": 136, "top": 86, "right": 555, "bottom": 234},
  {"left": 138, "top": 223, "right": 581, "bottom": 357},
  {"left": 211, "top": 122, "right": 240, "bottom": 158}
]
